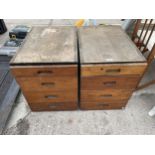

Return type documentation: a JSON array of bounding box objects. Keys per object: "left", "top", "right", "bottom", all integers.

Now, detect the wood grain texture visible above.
[
  {"left": 81, "top": 64, "right": 147, "bottom": 77},
  {"left": 81, "top": 75, "right": 140, "bottom": 90},
  {"left": 29, "top": 102, "right": 78, "bottom": 111},
  {"left": 24, "top": 91, "right": 77, "bottom": 103},
  {"left": 78, "top": 26, "right": 146, "bottom": 64},
  {"left": 11, "top": 65, "right": 77, "bottom": 77},
  {"left": 10, "top": 26, "right": 78, "bottom": 64},
  {"left": 80, "top": 101, "right": 127, "bottom": 110},
  {"left": 15, "top": 76, "right": 77, "bottom": 92},
  {"left": 81, "top": 89, "right": 133, "bottom": 102}
]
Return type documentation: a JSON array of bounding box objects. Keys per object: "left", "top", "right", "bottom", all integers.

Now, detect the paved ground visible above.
[{"left": 2, "top": 19, "right": 155, "bottom": 135}]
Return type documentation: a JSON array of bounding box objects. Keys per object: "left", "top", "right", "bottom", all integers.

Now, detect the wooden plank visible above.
[
  {"left": 78, "top": 26, "right": 146, "bottom": 64},
  {"left": 0, "top": 79, "right": 19, "bottom": 134},
  {"left": 10, "top": 26, "right": 78, "bottom": 65}
]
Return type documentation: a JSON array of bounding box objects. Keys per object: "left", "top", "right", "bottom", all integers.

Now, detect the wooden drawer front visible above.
[
  {"left": 82, "top": 64, "right": 146, "bottom": 77},
  {"left": 29, "top": 102, "right": 78, "bottom": 111},
  {"left": 81, "top": 76, "right": 140, "bottom": 90},
  {"left": 80, "top": 101, "right": 127, "bottom": 110},
  {"left": 16, "top": 77, "right": 77, "bottom": 92},
  {"left": 11, "top": 65, "right": 77, "bottom": 77},
  {"left": 81, "top": 90, "right": 132, "bottom": 102},
  {"left": 24, "top": 91, "right": 77, "bottom": 103}
]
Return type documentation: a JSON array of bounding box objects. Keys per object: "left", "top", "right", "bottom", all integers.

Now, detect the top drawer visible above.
[
  {"left": 81, "top": 63, "right": 147, "bottom": 77},
  {"left": 11, "top": 65, "right": 77, "bottom": 77}
]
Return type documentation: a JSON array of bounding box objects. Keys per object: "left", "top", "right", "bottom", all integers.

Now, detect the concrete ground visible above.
[{"left": 2, "top": 19, "right": 155, "bottom": 135}]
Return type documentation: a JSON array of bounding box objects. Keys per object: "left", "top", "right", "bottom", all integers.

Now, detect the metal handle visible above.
[
  {"left": 105, "top": 69, "right": 121, "bottom": 73},
  {"left": 45, "top": 95, "right": 58, "bottom": 99},
  {"left": 97, "top": 103, "right": 109, "bottom": 107},
  {"left": 103, "top": 81, "right": 116, "bottom": 86},
  {"left": 37, "top": 70, "right": 53, "bottom": 75},
  {"left": 100, "top": 94, "right": 112, "bottom": 98},
  {"left": 41, "top": 82, "right": 55, "bottom": 87}
]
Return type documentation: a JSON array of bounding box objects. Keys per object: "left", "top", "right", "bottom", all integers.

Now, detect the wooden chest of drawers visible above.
[
  {"left": 10, "top": 27, "right": 78, "bottom": 111},
  {"left": 78, "top": 26, "right": 147, "bottom": 110}
]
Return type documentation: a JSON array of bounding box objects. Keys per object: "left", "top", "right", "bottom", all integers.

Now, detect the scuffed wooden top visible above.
[
  {"left": 11, "top": 26, "right": 78, "bottom": 65},
  {"left": 78, "top": 26, "right": 146, "bottom": 64}
]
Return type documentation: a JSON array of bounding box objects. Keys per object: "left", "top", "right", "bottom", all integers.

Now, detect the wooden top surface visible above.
[
  {"left": 11, "top": 26, "right": 78, "bottom": 65},
  {"left": 78, "top": 26, "right": 146, "bottom": 64}
]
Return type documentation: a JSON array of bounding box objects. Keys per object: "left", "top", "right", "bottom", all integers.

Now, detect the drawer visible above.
[
  {"left": 24, "top": 91, "right": 77, "bottom": 103},
  {"left": 11, "top": 65, "right": 77, "bottom": 77},
  {"left": 29, "top": 102, "right": 78, "bottom": 111},
  {"left": 16, "top": 76, "right": 77, "bottom": 92},
  {"left": 81, "top": 90, "right": 133, "bottom": 102},
  {"left": 81, "top": 63, "right": 147, "bottom": 77},
  {"left": 81, "top": 76, "right": 140, "bottom": 90},
  {"left": 80, "top": 101, "right": 127, "bottom": 110}
]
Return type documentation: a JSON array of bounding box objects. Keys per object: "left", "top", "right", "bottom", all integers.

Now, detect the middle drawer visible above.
[
  {"left": 81, "top": 89, "right": 133, "bottom": 102},
  {"left": 81, "top": 76, "right": 140, "bottom": 90},
  {"left": 16, "top": 76, "right": 77, "bottom": 92},
  {"left": 24, "top": 91, "right": 77, "bottom": 103}
]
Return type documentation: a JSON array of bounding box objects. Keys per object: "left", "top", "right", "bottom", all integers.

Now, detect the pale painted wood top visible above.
[
  {"left": 11, "top": 26, "right": 78, "bottom": 65},
  {"left": 78, "top": 26, "right": 146, "bottom": 64}
]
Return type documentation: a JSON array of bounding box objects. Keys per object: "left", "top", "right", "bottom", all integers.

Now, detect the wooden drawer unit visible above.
[
  {"left": 78, "top": 26, "right": 147, "bottom": 110},
  {"left": 10, "top": 26, "right": 78, "bottom": 111}
]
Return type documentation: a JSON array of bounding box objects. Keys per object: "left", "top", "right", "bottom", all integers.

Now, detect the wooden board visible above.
[
  {"left": 10, "top": 26, "right": 78, "bottom": 65},
  {"left": 78, "top": 26, "right": 146, "bottom": 64}
]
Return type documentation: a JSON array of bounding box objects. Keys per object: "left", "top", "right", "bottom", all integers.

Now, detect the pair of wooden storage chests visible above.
[{"left": 10, "top": 26, "right": 147, "bottom": 111}]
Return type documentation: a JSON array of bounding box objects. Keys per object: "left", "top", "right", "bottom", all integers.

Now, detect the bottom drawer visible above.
[
  {"left": 28, "top": 102, "right": 78, "bottom": 111},
  {"left": 80, "top": 101, "right": 127, "bottom": 110}
]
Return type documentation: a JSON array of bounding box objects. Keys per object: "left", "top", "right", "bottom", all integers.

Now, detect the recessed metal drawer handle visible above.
[
  {"left": 41, "top": 82, "right": 55, "bottom": 87},
  {"left": 105, "top": 69, "right": 121, "bottom": 73},
  {"left": 45, "top": 95, "right": 58, "bottom": 99},
  {"left": 103, "top": 81, "right": 116, "bottom": 86},
  {"left": 48, "top": 103, "right": 63, "bottom": 108},
  {"left": 97, "top": 103, "right": 109, "bottom": 106},
  {"left": 37, "top": 70, "right": 53, "bottom": 75},
  {"left": 100, "top": 94, "right": 112, "bottom": 98}
]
